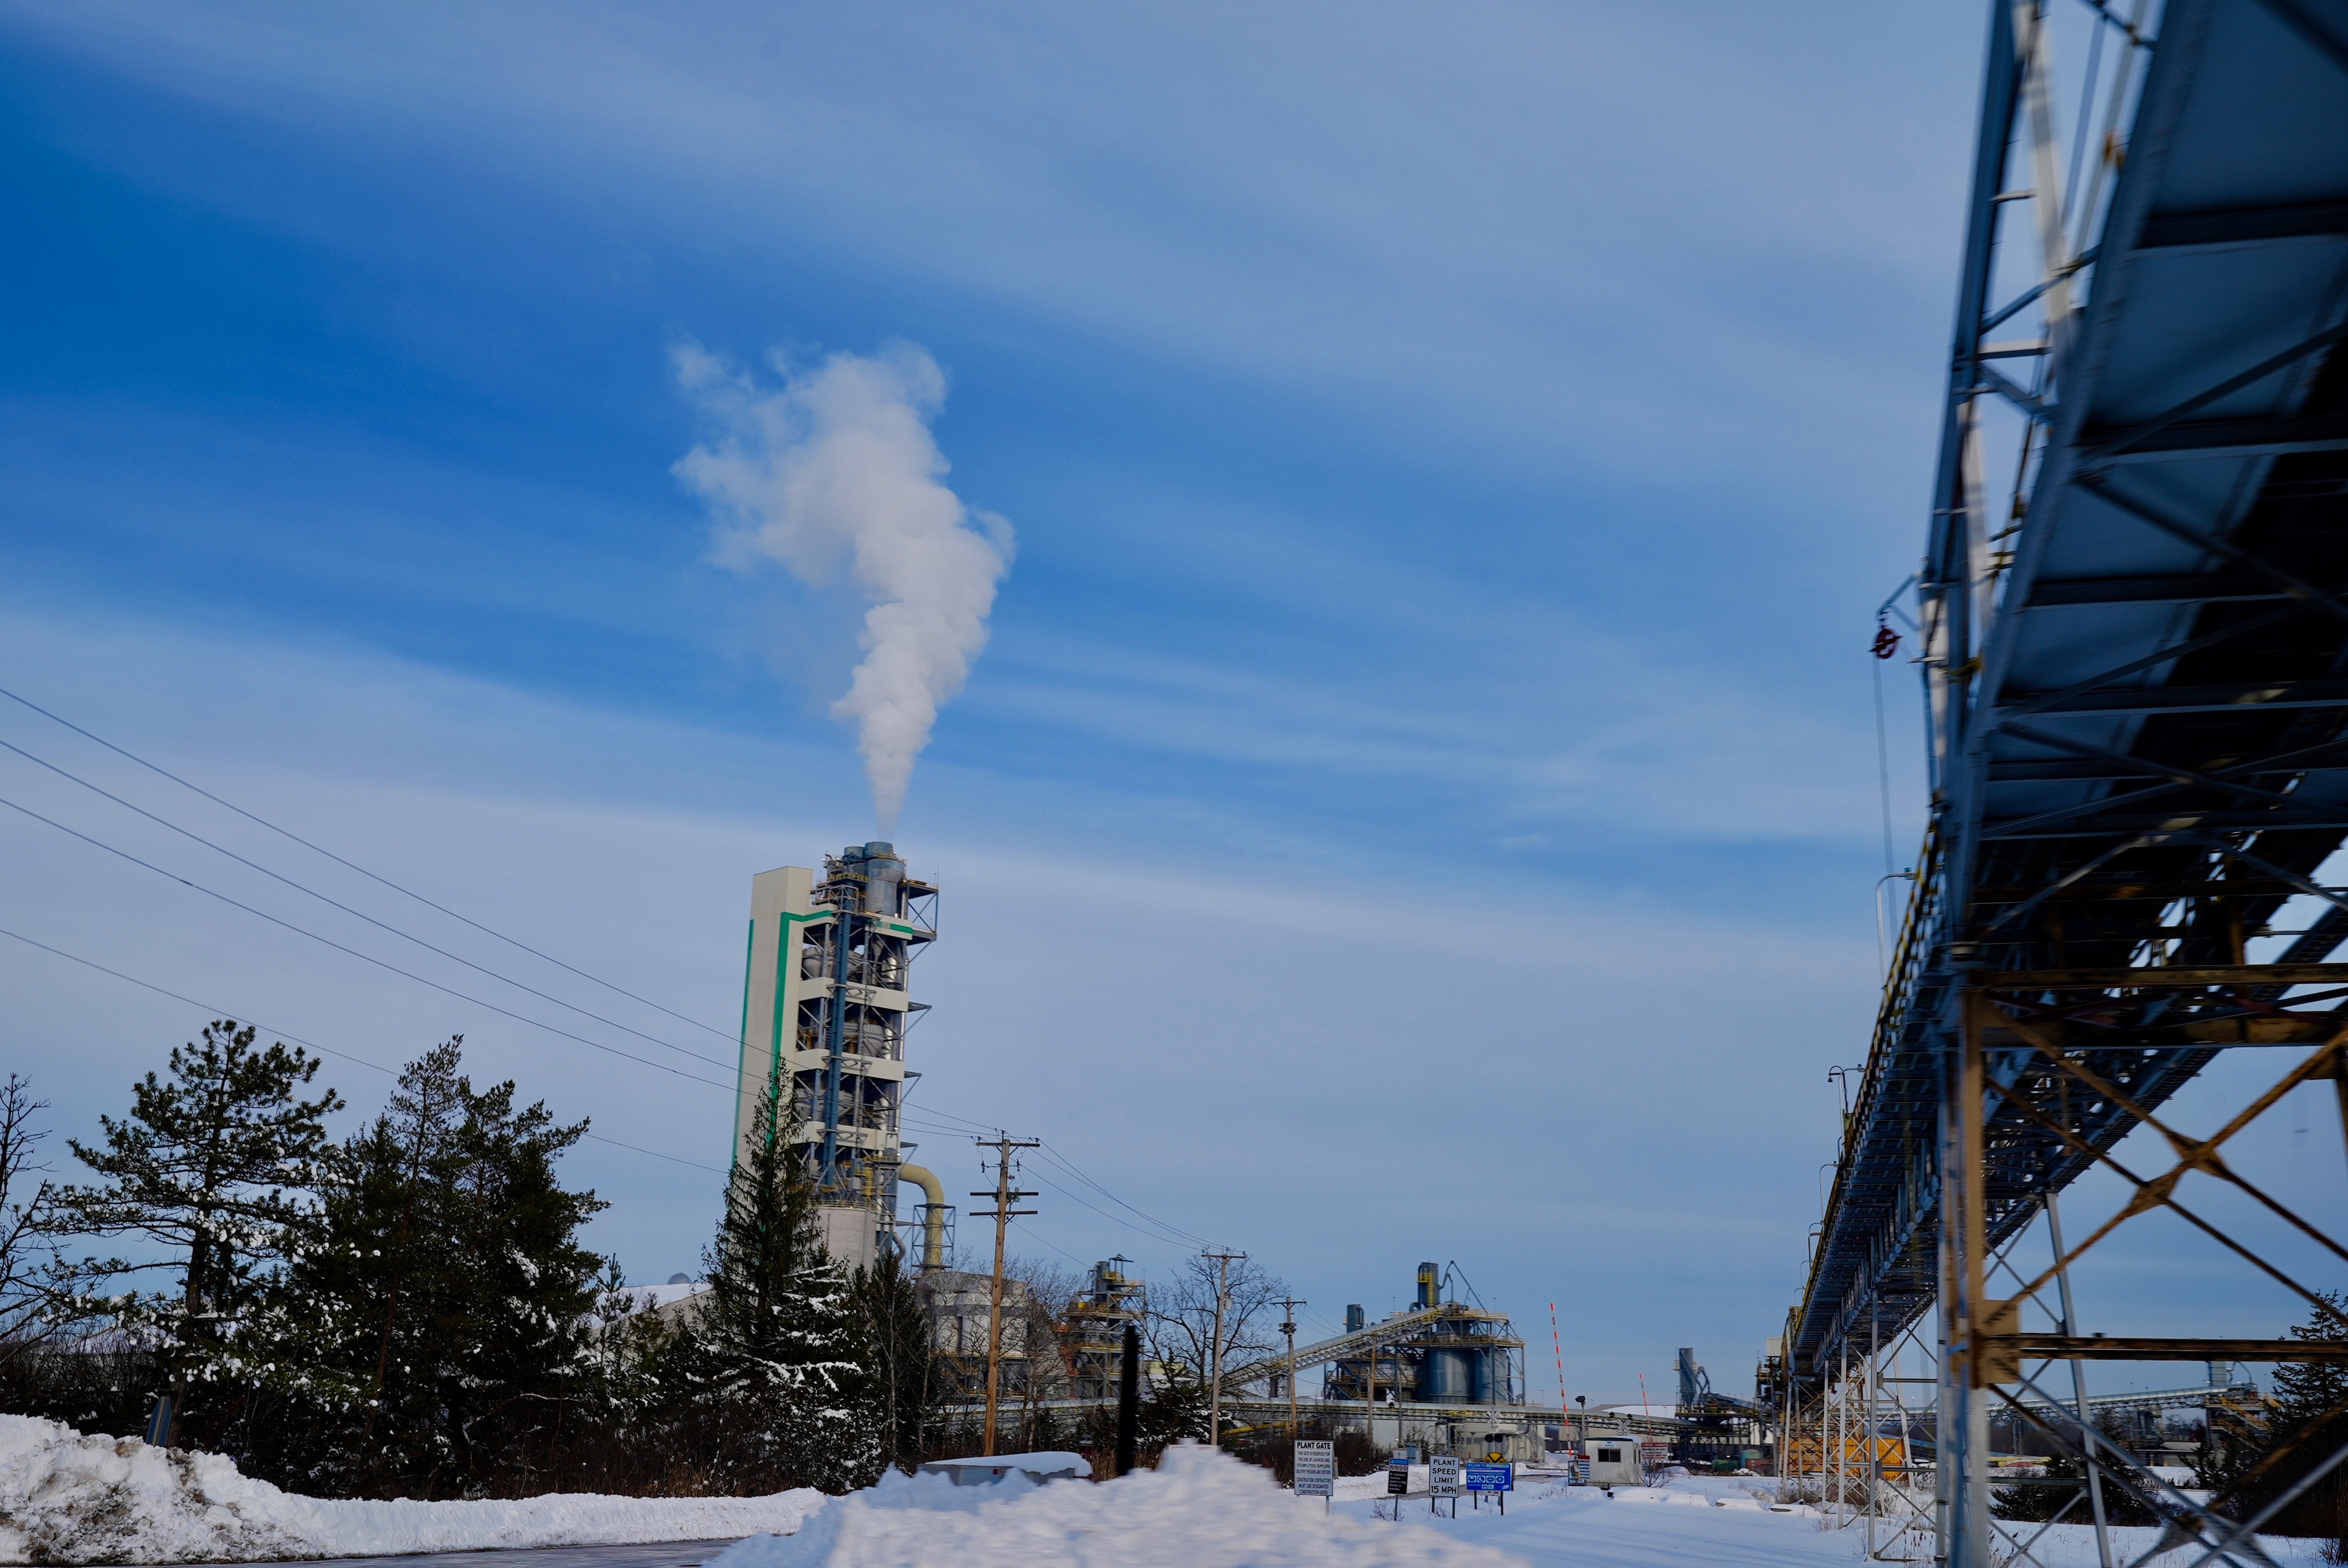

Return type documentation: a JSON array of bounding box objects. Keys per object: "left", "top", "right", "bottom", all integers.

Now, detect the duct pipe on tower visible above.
[
  {"left": 899, "top": 1163, "right": 948, "bottom": 1271},
  {"left": 863, "top": 843, "right": 904, "bottom": 919}
]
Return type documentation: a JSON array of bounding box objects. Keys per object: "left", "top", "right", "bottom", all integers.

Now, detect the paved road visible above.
[{"left": 139, "top": 1540, "right": 753, "bottom": 1568}]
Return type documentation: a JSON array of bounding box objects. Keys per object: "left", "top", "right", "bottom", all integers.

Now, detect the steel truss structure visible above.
[{"left": 1791, "top": 3, "right": 2348, "bottom": 1566}]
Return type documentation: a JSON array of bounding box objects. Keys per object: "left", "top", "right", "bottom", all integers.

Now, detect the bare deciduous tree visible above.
[
  {"left": 1145, "top": 1252, "right": 1287, "bottom": 1394},
  {"left": 0, "top": 1075, "right": 77, "bottom": 1370}
]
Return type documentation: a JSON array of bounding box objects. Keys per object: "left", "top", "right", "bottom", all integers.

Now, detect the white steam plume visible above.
[{"left": 673, "top": 341, "right": 1014, "bottom": 830}]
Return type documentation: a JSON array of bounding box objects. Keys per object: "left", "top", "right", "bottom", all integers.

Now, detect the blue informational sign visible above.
[{"left": 1465, "top": 1463, "right": 1513, "bottom": 1493}]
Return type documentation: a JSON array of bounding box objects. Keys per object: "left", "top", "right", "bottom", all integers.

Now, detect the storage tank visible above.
[
  {"left": 1422, "top": 1347, "right": 1475, "bottom": 1402},
  {"left": 857, "top": 842, "right": 905, "bottom": 917}
]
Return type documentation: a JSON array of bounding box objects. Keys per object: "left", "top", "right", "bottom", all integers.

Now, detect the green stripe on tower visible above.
[{"left": 731, "top": 917, "right": 754, "bottom": 1170}]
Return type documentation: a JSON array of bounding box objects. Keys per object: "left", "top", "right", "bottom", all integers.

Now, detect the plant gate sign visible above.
[{"left": 1293, "top": 1441, "right": 1335, "bottom": 1500}]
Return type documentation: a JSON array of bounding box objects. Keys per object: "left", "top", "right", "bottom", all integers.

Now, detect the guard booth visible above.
[{"left": 1584, "top": 1437, "right": 1641, "bottom": 1487}]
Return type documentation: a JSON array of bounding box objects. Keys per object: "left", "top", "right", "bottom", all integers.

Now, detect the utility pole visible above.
[
  {"left": 972, "top": 1133, "right": 1038, "bottom": 1457},
  {"left": 1115, "top": 1321, "right": 1141, "bottom": 1478},
  {"left": 1277, "top": 1296, "right": 1306, "bottom": 1440},
  {"left": 1203, "top": 1249, "right": 1246, "bottom": 1447}
]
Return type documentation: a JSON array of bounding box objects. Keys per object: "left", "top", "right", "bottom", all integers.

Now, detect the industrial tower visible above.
[{"left": 735, "top": 842, "right": 945, "bottom": 1268}]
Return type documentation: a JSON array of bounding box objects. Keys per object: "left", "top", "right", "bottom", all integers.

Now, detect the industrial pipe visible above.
[{"left": 898, "top": 1163, "right": 947, "bottom": 1271}]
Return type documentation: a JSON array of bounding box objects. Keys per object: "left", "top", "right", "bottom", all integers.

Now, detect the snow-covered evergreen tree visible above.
[
  {"left": 2201, "top": 1292, "right": 2348, "bottom": 1539},
  {"left": 851, "top": 1245, "right": 936, "bottom": 1474},
  {"left": 273, "top": 1038, "right": 606, "bottom": 1497},
  {"left": 669, "top": 1080, "right": 881, "bottom": 1493}
]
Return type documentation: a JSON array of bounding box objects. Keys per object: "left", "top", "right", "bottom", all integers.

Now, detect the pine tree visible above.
[
  {"left": 269, "top": 1039, "right": 605, "bottom": 1498},
  {"left": 356, "top": 1039, "right": 468, "bottom": 1441},
  {"left": 55, "top": 1022, "right": 342, "bottom": 1443},
  {"left": 1138, "top": 1363, "right": 1211, "bottom": 1459},
  {"left": 581, "top": 1256, "right": 672, "bottom": 1435},
  {"left": 670, "top": 1081, "right": 881, "bottom": 1493},
  {"left": 851, "top": 1245, "right": 936, "bottom": 1473},
  {"left": 2202, "top": 1293, "right": 2348, "bottom": 1540},
  {"left": 437, "top": 1069, "right": 605, "bottom": 1484}
]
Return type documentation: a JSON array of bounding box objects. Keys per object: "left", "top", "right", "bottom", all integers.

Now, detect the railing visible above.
[{"left": 1793, "top": 820, "right": 1944, "bottom": 1362}]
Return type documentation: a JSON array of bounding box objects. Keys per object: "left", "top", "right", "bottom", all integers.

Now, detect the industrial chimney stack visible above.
[{"left": 734, "top": 842, "right": 945, "bottom": 1268}]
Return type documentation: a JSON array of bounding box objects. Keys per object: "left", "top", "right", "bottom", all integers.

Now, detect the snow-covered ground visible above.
[
  {"left": 2, "top": 1415, "right": 2322, "bottom": 1568},
  {"left": 0, "top": 1415, "right": 823, "bottom": 1565},
  {"left": 709, "top": 1447, "right": 1517, "bottom": 1568},
  {"left": 707, "top": 1451, "right": 2328, "bottom": 1568},
  {"left": 1328, "top": 1470, "right": 2327, "bottom": 1568}
]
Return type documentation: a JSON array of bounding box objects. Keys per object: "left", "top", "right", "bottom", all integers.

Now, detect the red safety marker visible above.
[{"left": 1549, "top": 1302, "right": 1568, "bottom": 1411}]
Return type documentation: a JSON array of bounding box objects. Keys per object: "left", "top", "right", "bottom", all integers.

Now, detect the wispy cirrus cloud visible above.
[{"left": 0, "top": 0, "right": 1971, "bottom": 503}]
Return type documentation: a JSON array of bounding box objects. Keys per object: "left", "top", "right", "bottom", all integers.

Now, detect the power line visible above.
[
  {"left": 0, "top": 734, "right": 731, "bottom": 1071},
  {"left": 899, "top": 1102, "right": 1216, "bottom": 1251},
  {"left": 1037, "top": 1142, "right": 1214, "bottom": 1248},
  {"left": 0, "top": 787, "right": 737, "bottom": 1092},
  {"left": 899, "top": 1113, "right": 1202, "bottom": 1252},
  {"left": 900, "top": 1102, "right": 1001, "bottom": 1133},
  {"left": 0, "top": 680, "right": 737, "bottom": 1041},
  {"left": 0, "top": 922, "right": 727, "bottom": 1175},
  {"left": 895, "top": 1120, "right": 1195, "bottom": 1249},
  {"left": 1007, "top": 1216, "right": 1087, "bottom": 1268},
  {"left": 1022, "top": 1165, "right": 1201, "bottom": 1251}
]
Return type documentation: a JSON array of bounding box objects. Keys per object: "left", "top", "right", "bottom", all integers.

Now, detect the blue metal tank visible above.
[{"left": 1422, "top": 1347, "right": 1475, "bottom": 1402}]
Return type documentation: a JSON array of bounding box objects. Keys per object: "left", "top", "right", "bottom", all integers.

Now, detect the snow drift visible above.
[
  {"left": 707, "top": 1443, "right": 1527, "bottom": 1568},
  {"left": 0, "top": 1414, "right": 826, "bottom": 1564}
]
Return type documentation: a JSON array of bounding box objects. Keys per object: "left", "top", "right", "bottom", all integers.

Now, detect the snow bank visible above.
[
  {"left": 709, "top": 1444, "right": 1527, "bottom": 1568},
  {"left": 0, "top": 1414, "right": 826, "bottom": 1565}
]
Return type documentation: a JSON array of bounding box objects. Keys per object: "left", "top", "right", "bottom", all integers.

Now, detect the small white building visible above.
[{"left": 1584, "top": 1437, "right": 1642, "bottom": 1487}]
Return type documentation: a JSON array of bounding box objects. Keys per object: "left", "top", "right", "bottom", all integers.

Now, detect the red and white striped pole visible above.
[
  {"left": 1550, "top": 1302, "right": 1570, "bottom": 1457},
  {"left": 1549, "top": 1302, "right": 1567, "bottom": 1408}
]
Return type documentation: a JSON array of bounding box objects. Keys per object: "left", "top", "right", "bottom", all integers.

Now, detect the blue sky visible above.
[{"left": 2, "top": 1, "right": 2312, "bottom": 1401}]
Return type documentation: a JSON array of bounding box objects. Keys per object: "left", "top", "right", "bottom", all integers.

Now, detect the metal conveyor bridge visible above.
[{"left": 1786, "top": 3, "right": 2348, "bottom": 1564}]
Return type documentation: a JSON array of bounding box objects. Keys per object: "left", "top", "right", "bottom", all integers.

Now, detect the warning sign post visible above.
[
  {"left": 1294, "top": 1441, "right": 1333, "bottom": 1513},
  {"left": 1466, "top": 1461, "right": 1513, "bottom": 1514},
  {"left": 1428, "top": 1454, "right": 1461, "bottom": 1518}
]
